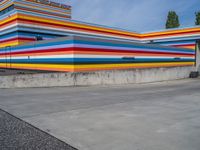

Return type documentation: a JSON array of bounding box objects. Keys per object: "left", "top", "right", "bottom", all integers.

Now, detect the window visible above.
[{"left": 36, "top": 35, "right": 43, "bottom": 41}]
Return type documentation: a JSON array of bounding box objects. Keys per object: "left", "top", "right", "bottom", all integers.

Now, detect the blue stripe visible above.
[
  {"left": 154, "top": 40, "right": 196, "bottom": 45},
  {"left": 0, "top": 32, "right": 18, "bottom": 40},
  {"left": 1, "top": 40, "right": 74, "bottom": 52},
  {"left": 74, "top": 40, "right": 195, "bottom": 53},
  {"left": 0, "top": 58, "right": 195, "bottom": 63}
]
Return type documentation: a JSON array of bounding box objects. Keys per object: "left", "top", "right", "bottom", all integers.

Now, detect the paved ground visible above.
[{"left": 0, "top": 79, "right": 200, "bottom": 150}]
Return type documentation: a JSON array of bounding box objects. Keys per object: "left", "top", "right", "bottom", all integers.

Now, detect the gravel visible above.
[{"left": 0, "top": 109, "right": 78, "bottom": 150}]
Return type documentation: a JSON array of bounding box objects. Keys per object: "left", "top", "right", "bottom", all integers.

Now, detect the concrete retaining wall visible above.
[{"left": 0, "top": 66, "right": 194, "bottom": 88}]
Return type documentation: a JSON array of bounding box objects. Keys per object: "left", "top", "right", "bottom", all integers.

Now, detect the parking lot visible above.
[{"left": 0, "top": 78, "right": 200, "bottom": 150}]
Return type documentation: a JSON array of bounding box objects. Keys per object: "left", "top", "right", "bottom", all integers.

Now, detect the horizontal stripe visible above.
[
  {"left": 1, "top": 11, "right": 200, "bottom": 43},
  {"left": 0, "top": 62, "right": 194, "bottom": 72},
  {"left": 0, "top": 51, "right": 193, "bottom": 58},
  {"left": 0, "top": 47, "right": 195, "bottom": 57},
  {"left": 0, "top": 38, "right": 195, "bottom": 53},
  {"left": 0, "top": 58, "right": 194, "bottom": 63},
  {"left": 0, "top": 54, "right": 194, "bottom": 59},
  {"left": 14, "top": 6, "right": 71, "bottom": 19}
]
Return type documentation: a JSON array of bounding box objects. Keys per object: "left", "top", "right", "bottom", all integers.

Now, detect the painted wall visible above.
[
  {"left": 0, "top": 0, "right": 199, "bottom": 74},
  {"left": 0, "top": 36, "right": 195, "bottom": 72},
  {"left": 1, "top": 0, "right": 200, "bottom": 50}
]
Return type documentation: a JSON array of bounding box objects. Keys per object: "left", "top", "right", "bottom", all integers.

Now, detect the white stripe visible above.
[
  {"left": 0, "top": 54, "right": 194, "bottom": 60},
  {"left": 18, "top": 23, "right": 139, "bottom": 41}
]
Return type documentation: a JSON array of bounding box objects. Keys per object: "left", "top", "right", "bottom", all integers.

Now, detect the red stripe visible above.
[
  {"left": 73, "top": 47, "right": 194, "bottom": 56},
  {"left": 0, "top": 18, "right": 139, "bottom": 39},
  {"left": 0, "top": 19, "right": 17, "bottom": 28},
  {"left": 0, "top": 47, "right": 74, "bottom": 56},
  {"left": 1, "top": 17, "right": 200, "bottom": 39},
  {"left": 173, "top": 44, "right": 195, "bottom": 47},
  {"left": 1, "top": 18, "right": 200, "bottom": 40},
  {"left": 142, "top": 30, "right": 200, "bottom": 38},
  {"left": 0, "top": 37, "right": 35, "bottom": 43},
  {"left": 0, "top": 47, "right": 194, "bottom": 56}
]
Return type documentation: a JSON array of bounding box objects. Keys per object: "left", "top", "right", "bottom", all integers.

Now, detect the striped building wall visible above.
[
  {"left": 0, "top": 36, "right": 195, "bottom": 72},
  {"left": 1, "top": 0, "right": 200, "bottom": 49},
  {"left": 141, "top": 27, "right": 200, "bottom": 50},
  {"left": 0, "top": 0, "right": 72, "bottom": 47},
  {"left": 0, "top": 0, "right": 199, "bottom": 72}
]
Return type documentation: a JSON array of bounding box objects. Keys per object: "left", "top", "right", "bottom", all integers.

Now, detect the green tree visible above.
[
  {"left": 195, "top": 11, "right": 200, "bottom": 25},
  {"left": 166, "top": 11, "right": 180, "bottom": 29}
]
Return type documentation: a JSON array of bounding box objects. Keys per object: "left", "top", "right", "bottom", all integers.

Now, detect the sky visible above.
[{"left": 52, "top": 0, "right": 200, "bottom": 33}]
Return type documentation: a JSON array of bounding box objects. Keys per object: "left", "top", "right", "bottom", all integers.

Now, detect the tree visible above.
[
  {"left": 195, "top": 11, "right": 200, "bottom": 25},
  {"left": 166, "top": 11, "right": 180, "bottom": 29}
]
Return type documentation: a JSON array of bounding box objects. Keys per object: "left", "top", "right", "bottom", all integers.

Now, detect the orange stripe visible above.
[
  {"left": 74, "top": 64, "right": 194, "bottom": 72},
  {"left": 16, "top": 19, "right": 139, "bottom": 40},
  {"left": 0, "top": 63, "right": 193, "bottom": 72},
  {"left": 0, "top": 51, "right": 194, "bottom": 58},
  {"left": 1, "top": 65, "right": 73, "bottom": 72}
]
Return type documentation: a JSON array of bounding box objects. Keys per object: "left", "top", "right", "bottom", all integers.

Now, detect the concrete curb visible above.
[{"left": 0, "top": 66, "right": 194, "bottom": 88}]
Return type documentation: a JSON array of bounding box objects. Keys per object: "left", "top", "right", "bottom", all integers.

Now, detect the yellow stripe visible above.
[
  {"left": 1, "top": 13, "right": 199, "bottom": 40},
  {"left": 178, "top": 46, "right": 195, "bottom": 50},
  {"left": 0, "top": 62, "right": 194, "bottom": 69},
  {"left": 0, "top": 14, "right": 18, "bottom": 25},
  {"left": 0, "top": 1, "right": 13, "bottom": 11},
  {"left": 0, "top": 13, "right": 138, "bottom": 38},
  {"left": 0, "top": 8, "right": 199, "bottom": 45},
  {"left": 74, "top": 62, "right": 194, "bottom": 69},
  {"left": 142, "top": 27, "right": 200, "bottom": 37},
  {"left": 16, "top": 14, "right": 140, "bottom": 37},
  {"left": 0, "top": 41, "right": 19, "bottom": 48},
  {"left": 0, "top": 62, "right": 194, "bottom": 72},
  {"left": 0, "top": 63, "right": 74, "bottom": 69}
]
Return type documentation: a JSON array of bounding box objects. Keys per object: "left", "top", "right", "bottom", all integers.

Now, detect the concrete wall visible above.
[
  {"left": 0, "top": 66, "right": 194, "bottom": 88},
  {"left": 196, "top": 41, "right": 200, "bottom": 72}
]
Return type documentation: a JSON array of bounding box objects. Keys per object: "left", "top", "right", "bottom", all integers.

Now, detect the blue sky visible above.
[{"left": 53, "top": 0, "right": 200, "bottom": 32}]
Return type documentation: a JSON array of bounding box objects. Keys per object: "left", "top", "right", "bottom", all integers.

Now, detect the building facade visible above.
[{"left": 0, "top": 0, "right": 199, "bottom": 72}]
